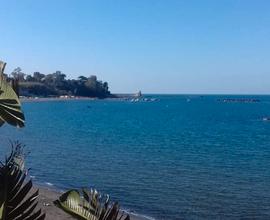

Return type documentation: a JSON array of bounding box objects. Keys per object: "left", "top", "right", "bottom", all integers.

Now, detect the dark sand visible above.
[{"left": 35, "top": 186, "right": 147, "bottom": 220}]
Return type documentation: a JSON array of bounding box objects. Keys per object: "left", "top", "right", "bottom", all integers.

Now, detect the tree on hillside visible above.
[
  {"left": 52, "top": 71, "right": 66, "bottom": 82},
  {"left": 26, "top": 74, "right": 34, "bottom": 81},
  {"left": 33, "top": 72, "right": 45, "bottom": 82},
  {"left": 78, "top": 75, "right": 87, "bottom": 82},
  {"left": 19, "top": 70, "right": 111, "bottom": 98},
  {"left": 103, "top": 82, "right": 109, "bottom": 92},
  {"left": 11, "top": 67, "right": 25, "bottom": 82},
  {"left": 85, "top": 75, "right": 98, "bottom": 91}
]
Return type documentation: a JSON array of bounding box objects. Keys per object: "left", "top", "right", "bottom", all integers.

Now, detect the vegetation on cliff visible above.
[{"left": 4, "top": 67, "right": 112, "bottom": 98}]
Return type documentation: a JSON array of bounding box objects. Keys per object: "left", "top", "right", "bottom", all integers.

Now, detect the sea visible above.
[{"left": 0, "top": 95, "right": 270, "bottom": 220}]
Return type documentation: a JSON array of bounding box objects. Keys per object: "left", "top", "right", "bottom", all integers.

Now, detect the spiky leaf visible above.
[
  {"left": 0, "top": 61, "right": 25, "bottom": 127},
  {"left": 55, "top": 189, "right": 130, "bottom": 220},
  {"left": 54, "top": 190, "right": 98, "bottom": 220},
  {"left": 0, "top": 143, "right": 45, "bottom": 220}
]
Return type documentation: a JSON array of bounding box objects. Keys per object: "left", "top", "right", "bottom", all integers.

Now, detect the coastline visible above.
[
  {"left": 35, "top": 185, "right": 151, "bottom": 220},
  {"left": 20, "top": 96, "right": 130, "bottom": 103},
  {"left": 21, "top": 96, "right": 99, "bottom": 103}
]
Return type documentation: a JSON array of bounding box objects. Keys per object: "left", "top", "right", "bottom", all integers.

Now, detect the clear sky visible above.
[{"left": 0, "top": 0, "right": 269, "bottom": 94}]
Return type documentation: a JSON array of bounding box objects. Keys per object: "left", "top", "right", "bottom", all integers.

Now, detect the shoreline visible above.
[
  {"left": 20, "top": 96, "right": 130, "bottom": 103},
  {"left": 35, "top": 184, "right": 152, "bottom": 220}
]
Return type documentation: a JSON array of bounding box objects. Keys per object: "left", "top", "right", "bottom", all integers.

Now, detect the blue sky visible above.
[{"left": 0, "top": 0, "right": 269, "bottom": 94}]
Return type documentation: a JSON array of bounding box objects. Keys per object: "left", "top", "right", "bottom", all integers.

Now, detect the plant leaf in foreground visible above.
[
  {"left": 55, "top": 189, "right": 130, "bottom": 220},
  {"left": 0, "top": 142, "right": 45, "bottom": 220},
  {"left": 0, "top": 61, "right": 25, "bottom": 128}
]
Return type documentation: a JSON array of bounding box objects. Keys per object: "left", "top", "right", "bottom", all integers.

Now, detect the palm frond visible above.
[
  {"left": 0, "top": 61, "right": 25, "bottom": 128},
  {"left": 0, "top": 142, "right": 45, "bottom": 220},
  {"left": 55, "top": 188, "right": 130, "bottom": 220}
]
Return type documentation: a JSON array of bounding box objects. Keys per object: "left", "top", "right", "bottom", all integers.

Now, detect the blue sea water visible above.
[{"left": 0, "top": 95, "right": 270, "bottom": 220}]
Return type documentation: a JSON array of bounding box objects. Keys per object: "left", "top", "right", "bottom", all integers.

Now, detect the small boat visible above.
[{"left": 262, "top": 117, "right": 270, "bottom": 121}]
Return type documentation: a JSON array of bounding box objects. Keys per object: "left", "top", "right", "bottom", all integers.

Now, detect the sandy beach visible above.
[{"left": 35, "top": 186, "right": 147, "bottom": 220}]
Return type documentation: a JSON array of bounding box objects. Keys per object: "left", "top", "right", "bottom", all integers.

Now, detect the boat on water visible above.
[{"left": 130, "top": 97, "right": 158, "bottom": 103}]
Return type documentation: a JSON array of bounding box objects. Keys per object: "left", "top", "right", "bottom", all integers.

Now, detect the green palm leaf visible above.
[
  {"left": 0, "top": 142, "right": 45, "bottom": 220},
  {"left": 0, "top": 61, "right": 25, "bottom": 127},
  {"left": 55, "top": 189, "right": 130, "bottom": 220}
]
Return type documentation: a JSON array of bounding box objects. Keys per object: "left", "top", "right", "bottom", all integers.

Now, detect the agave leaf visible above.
[
  {"left": 55, "top": 189, "right": 130, "bottom": 220},
  {"left": 54, "top": 190, "right": 98, "bottom": 220},
  {"left": 8, "top": 141, "right": 26, "bottom": 171},
  {"left": 0, "top": 143, "right": 45, "bottom": 220},
  {"left": 0, "top": 61, "right": 25, "bottom": 128}
]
